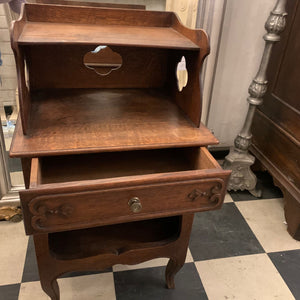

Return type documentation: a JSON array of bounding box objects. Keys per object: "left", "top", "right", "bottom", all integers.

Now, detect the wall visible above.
[
  {"left": 0, "top": 4, "right": 17, "bottom": 109},
  {"left": 207, "top": 0, "right": 276, "bottom": 147}
]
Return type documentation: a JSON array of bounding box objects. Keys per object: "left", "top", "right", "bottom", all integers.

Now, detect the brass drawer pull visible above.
[{"left": 128, "top": 197, "right": 142, "bottom": 213}]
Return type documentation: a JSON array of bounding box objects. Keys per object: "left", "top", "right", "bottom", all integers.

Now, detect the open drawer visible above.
[{"left": 20, "top": 147, "right": 231, "bottom": 235}]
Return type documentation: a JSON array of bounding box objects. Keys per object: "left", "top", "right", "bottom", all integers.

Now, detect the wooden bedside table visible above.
[{"left": 10, "top": 3, "right": 231, "bottom": 299}]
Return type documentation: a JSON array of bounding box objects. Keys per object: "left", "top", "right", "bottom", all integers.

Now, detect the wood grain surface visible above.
[
  {"left": 11, "top": 3, "right": 209, "bottom": 134},
  {"left": 10, "top": 4, "right": 226, "bottom": 297},
  {"left": 33, "top": 214, "right": 194, "bottom": 297},
  {"left": 19, "top": 23, "right": 199, "bottom": 50},
  {"left": 19, "top": 147, "right": 230, "bottom": 235},
  {"left": 25, "top": 45, "right": 168, "bottom": 89},
  {"left": 48, "top": 217, "right": 180, "bottom": 259},
  {"left": 10, "top": 89, "right": 218, "bottom": 157}
]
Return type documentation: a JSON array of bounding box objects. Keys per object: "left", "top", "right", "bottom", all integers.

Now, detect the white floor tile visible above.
[
  {"left": 10, "top": 171, "right": 24, "bottom": 186},
  {"left": 19, "top": 281, "right": 49, "bottom": 300},
  {"left": 196, "top": 253, "right": 295, "bottom": 300},
  {"left": 236, "top": 198, "right": 300, "bottom": 252},
  {"left": 20, "top": 273, "right": 116, "bottom": 300},
  {"left": 58, "top": 273, "right": 116, "bottom": 300},
  {"left": 0, "top": 222, "right": 28, "bottom": 285},
  {"left": 224, "top": 193, "right": 234, "bottom": 203},
  {"left": 4, "top": 135, "right": 12, "bottom": 151}
]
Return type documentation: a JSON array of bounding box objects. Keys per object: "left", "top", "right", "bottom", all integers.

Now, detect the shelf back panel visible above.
[
  {"left": 25, "top": 45, "right": 168, "bottom": 89},
  {"left": 24, "top": 3, "right": 173, "bottom": 27}
]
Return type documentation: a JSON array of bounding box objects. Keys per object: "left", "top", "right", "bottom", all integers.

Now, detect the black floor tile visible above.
[
  {"left": 229, "top": 171, "right": 283, "bottom": 201},
  {"left": 189, "top": 203, "right": 265, "bottom": 261},
  {"left": 209, "top": 149, "right": 229, "bottom": 160},
  {"left": 114, "top": 263, "right": 207, "bottom": 300},
  {"left": 22, "top": 237, "right": 39, "bottom": 283},
  {"left": 268, "top": 249, "right": 300, "bottom": 299},
  {"left": 0, "top": 284, "right": 20, "bottom": 300}
]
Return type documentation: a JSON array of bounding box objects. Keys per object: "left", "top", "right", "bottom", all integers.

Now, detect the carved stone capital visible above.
[
  {"left": 264, "top": 9, "right": 287, "bottom": 42},
  {"left": 234, "top": 134, "right": 252, "bottom": 152},
  {"left": 247, "top": 97, "right": 264, "bottom": 106},
  {"left": 248, "top": 79, "right": 268, "bottom": 99}
]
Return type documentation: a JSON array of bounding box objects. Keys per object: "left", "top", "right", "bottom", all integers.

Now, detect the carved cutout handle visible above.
[{"left": 84, "top": 45, "right": 122, "bottom": 76}]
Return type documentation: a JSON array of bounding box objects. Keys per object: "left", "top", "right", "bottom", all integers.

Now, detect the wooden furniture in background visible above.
[
  {"left": 251, "top": 0, "right": 300, "bottom": 240},
  {"left": 10, "top": 3, "right": 231, "bottom": 299}
]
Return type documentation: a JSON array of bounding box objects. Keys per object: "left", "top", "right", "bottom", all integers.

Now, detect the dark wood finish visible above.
[
  {"left": 24, "top": 3, "right": 172, "bottom": 27},
  {"left": 20, "top": 147, "right": 230, "bottom": 235},
  {"left": 252, "top": 111, "right": 300, "bottom": 191},
  {"left": 11, "top": 4, "right": 230, "bottom": 298},
  {"left": 48, "top": 217, "right": 181, "bottom": 260},
  {"left": 251, "top": 144, "right": 300, "bottom": 240},
  {"left": 10, "top": 89, "right": 218, "bottom": 157},
  {"left": 282, "top": 188, "right": 300, "bottom": 240},
  {"left": 10, "top": 5, "right": 30, "bottom": 135},
  {"left": 11, "top": 3, "right": 209, "bottom": 134},
  {"left": 34, "top": 214, "right": 194, "bottom": 299},
  {"left": 20, "top": 158, "right": 31, "bottom": 189},
  {"left": 169, "top": 15, "right": 209, "bottom": 126},
  {"left": 39, "top": 147, "right": 218, "bottom": 183},
  {"left": 18, "top": 22, "right": 200, "bottom": 49},
  {"left": 251, "top": 0, "right": 300, "bottom": 240},
  {"left": 25, "top": 46, "right": 168, "bottom": 89}
]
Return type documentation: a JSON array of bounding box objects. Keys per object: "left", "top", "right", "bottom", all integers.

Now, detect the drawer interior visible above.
[
  {"left": 48, "top": 216, "right": 181, "bottom": 260},
  {"left": 33, "top": 147, "right": 220, "bottom": 185}
]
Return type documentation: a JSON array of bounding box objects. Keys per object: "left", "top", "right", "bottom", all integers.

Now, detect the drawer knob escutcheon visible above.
[{"left": 128, "top": 197, "right": 142, "bottom": 213}]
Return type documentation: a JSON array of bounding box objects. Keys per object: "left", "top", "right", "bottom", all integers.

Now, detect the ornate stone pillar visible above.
[{"left": 223, "top": 0, "right": 287, "bottom": 197}]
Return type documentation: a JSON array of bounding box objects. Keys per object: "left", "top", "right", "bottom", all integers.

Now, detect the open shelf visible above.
[
  {"left": 18, "top": 22, "right": 199, "bottom": 50},
  {"left": 10, "top": 89, "right": 218, "bottom": 157},
  {"left": 49, "top": 216, "right": 181, "bottom": 260}
]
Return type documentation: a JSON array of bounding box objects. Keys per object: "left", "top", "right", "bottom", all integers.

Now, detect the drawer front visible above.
[{"left": 20, "top": 174, "right": 229, "bottom": 234}]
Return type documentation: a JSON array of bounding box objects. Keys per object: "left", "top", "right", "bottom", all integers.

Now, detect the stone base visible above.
[{"left": 223, "top": 148, "right": 262, "bottom": 198}]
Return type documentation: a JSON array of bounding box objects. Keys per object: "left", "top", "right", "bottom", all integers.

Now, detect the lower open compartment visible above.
[{"left": 48, "top": 216, "right": 181, "bottom": 260}]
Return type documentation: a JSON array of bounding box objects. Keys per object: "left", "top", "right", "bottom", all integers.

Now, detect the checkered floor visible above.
[{"left": 0, "top": 172, "right": 300, "bottom": 300}]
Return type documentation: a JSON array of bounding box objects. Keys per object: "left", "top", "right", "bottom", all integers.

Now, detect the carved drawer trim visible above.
[{"left": 22, "top": 177, "right": 227, "bottom": 234}]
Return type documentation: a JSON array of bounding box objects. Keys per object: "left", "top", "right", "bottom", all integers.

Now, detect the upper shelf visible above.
[
  {"left": 10, "top": 88, "right": 218, "bottom": 157},
  {"left": 18, "top": 23, "right": 199, "bottom": 50},
  {"left": 12, "top": 3, "right": 208, "bottom": 50}
]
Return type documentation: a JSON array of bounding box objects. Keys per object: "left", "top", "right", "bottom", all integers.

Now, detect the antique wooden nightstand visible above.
[{"left": 10, "top": 3, "right": 231, "bottom": 299}]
